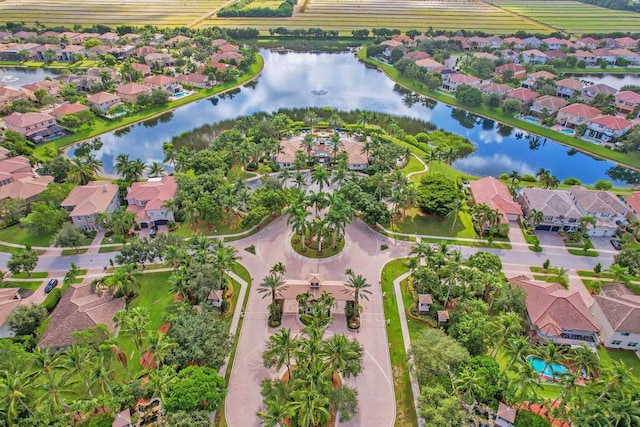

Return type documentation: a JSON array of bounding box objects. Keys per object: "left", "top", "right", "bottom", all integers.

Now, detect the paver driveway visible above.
[{"left": 225, "top": 217, "right": 411, "bottom": 426}]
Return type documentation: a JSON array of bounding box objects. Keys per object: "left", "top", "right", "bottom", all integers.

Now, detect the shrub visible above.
[
  {"left": 563, "top": 177, "right": 582, "bottom": 185},
  {"left": 41, "top": 288, "right": 62, "bottom": 312},
  {"left": 521, "top": 174, "right": 537, "bottom": 182}
]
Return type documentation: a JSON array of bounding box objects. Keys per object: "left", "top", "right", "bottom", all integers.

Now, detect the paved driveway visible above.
[{"left": 225, "top": 218, "right": 411, "bottom": 427}]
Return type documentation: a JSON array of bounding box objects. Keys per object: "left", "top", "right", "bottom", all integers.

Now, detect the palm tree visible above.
[
  {"left": 258, "top": 272, "right": 288, "bottom": 307},
  {"left": 287, "top": 208, "right": 310, "bottom": 252},
  {"left": 343, "top": 270, "right": 372, "bottom": 307},
  {"left": 270, "top": 262, "right": 286, "bottom": 275},
  {"left": 263, "top": 328, "right": 297, "bottom": 380},
  {"left": 289, "top": 388, "right": 330, "bottom": 427},
  {"left": 310, "top": 166, "right": 330, "bottom": 192},
  {"left": 67, "top": 155, "right": 102, "bottom": 185},
  {"left": 447, "top": 198, "right": 467, "bottom": 231},
  {"left": 114, "top": 306, "right": 149, "bottom": 353},
  {"left": 211, "top": 240, "right": 240, "bottom": 290},
  {"left": 144, "top": 330, "right": 177, "bottom": 370},
  {"left": 306, "top": 190, "right": 328, "bottom": 218},
  {"left": 257, "top": 398, "right": 294, "bottom": 427},
  {"left": 502, "top": 336, "right": 531, "bottom": 374},
  {"left": 491, "top": 311, "right": 523, "bottom": 359},
  {"left": 529, "top": 209, "right": 544, "bottom": 229},
  {"left": 310, "top": 217, "right": 330, "bottom": 252},
  {"left": 31, "top": 347, "right": 65, "bottom": 383},
  {"left": 578, "top": 215, "right": 597, "bottom": 233},
  {"left": 535, "top": 343, "right": 566, "bottom": 381},
  {"left": 512, "top": 361, "right": 541, "bottom": 403},
  {"left": 0, "top": 371, "right": 35, "bottom": 424},
  {"left": 63, "top": 345, "right": 95, "bottom": 398},
  {"left": 162, "top": 142, "right": 177, "bottom": 167},
  {"left": 36, "top": 371, "right": 78, "bottom": 416},
  {"left": 114, "top": 153, "right": 132, "bottom": 179},
  {"left": 303, "top": 110, "right": 319, "bottom": 134},
  {"left": 608, "top": 263, "right": 629, "bottom": 284},
  {"left": 89, "top": 356, "right": 113, "bottom": 396},
  {"left": 104, "top": 263, "right": 139, "bottom": 298},
  {"left": 301, "top": 133, "right": 315, "bottom": 163},
  {"left": 508, "top": 169, "right": 521, "bottom": 185},
  {"left": 321, "top": 334, "right": 364, "bottom": 379},
  {"left": 147, "top": 161, "right": 166, "bottom": 178},
  {"left": 293, "top": 171, "right": 307, "bottom": 189},
  {"left": 454, "top": 368, "right": 483, "bottom": 404},
  {"left": 567, "top": 345, "right": 599, "bottom": 380}
]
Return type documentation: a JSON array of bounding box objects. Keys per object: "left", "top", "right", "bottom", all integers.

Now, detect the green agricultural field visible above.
[
  {"left": 494, "top": 0, "right": 640, "bottom": 34},
  {"left": 205, "top": 0, "right": 551, "bottom": 34},
  {"left": 0, "top": 0, "right": 228, "bottom": 27}
]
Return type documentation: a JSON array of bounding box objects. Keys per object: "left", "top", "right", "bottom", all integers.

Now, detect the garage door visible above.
[{"left": 536, "top": 225, "right": 551, "bottom": 231}]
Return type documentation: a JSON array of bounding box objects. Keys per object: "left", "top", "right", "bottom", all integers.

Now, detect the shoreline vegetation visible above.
[
  {"left": 356, "top": 48, "right": 640, "bottom": 173},
  {"left": 24, "top": 53, "right": 265, "bottom": 161}
]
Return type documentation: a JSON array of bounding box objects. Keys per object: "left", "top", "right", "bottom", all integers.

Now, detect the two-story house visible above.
[
  {"left": 615, "top": 91, "right": 640, "bottom": 116},
  {"left": 568, "top": 186, "right": 627, "bottom": 236},
  {"left": 125, "top": 176, "right": 177, "bottom": 228},
  {"left": 529, "top": 95, "right": 569, "bottom": 117},
  {"left": 3, "top": 112, "right": 61, "bottom": 143},
  {"left": 441, "top": 73, "right": 480, "bottom": 92},
  {"left": 115, "top": 82, "right": 152, "bottom": 103},
  {"left": 521, "top": 49, "right": 547, "bottom": 65},
  {"left": 555, "top": 103, "right": 602, "bottom": 128},
  {"left": 51, "top": 103, "right": 89, "bottom": 121},
  {"left": 585, "top": 115, "right": 634, "bottom": 143},
  {"left": 86, "top": 92, "right": 122, "bottom": 113},
  {"left": 555, "top": 78, "right": 584, "bottom": 99},
  {"left": 591, "top": 284, "right": 640, "bottom": 355},
  {"left": 0, "top": 85, "right": 27, "bottom": 111},
  {"left": 142, "top": 75, "right": 183, "bottom": 95},
  {"left": 61, "top": 181, "right": 120, "bottom": 231},
  {"left": 517, "top": 187, "right": 582, "bottom": 232},
  {"left": 21, "top": 80, "right": 61, "bottom": 100}
]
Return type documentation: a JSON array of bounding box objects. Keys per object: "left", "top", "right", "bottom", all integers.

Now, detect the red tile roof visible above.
[
  {"left": 589, "top": 115, "right": 633, "bottom": 130},
  {"left": 52, "top": 103, "right": 89, "bottom": 117},
  {"left": 558, "top": 103, "right": 601, "bottom": 119},
  {"left": 506, "top": 87, "right": 539, "bottom": 102},
  {"left": 469, "top": 176, "right": 522, "bottom": 223}
]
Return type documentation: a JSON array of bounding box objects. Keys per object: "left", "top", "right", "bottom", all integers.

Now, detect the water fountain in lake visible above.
[{"left": 0, "top": 74, "right": 19, "bottom": 83}]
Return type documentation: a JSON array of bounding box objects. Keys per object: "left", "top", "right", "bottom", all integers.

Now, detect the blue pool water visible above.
[
  {"left": 523, "top": 115, "right": 541, "bottom": 124},
  {"left": 173, "top": 92, "right": 187, "bottom": 98},
  {"left": 527, "top": 355, "right": 569, "bottom": 377},
  {"left": 582, "top": 136, "right": 601, "bottom": 144},
  {"left": 561, "top": 128, "right": 575, "bottom": 136}
]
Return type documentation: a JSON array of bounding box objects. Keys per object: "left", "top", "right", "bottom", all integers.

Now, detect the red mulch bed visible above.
[{"left": 519, "top": 402, "right": 571, "bottom": 427}]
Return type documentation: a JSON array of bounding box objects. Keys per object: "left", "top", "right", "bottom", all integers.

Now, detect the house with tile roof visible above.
[
  {"left": 613, "top": 37, "right": 638, "bottom": 49},
  {"left": 469, "top": 176, "right": 522, "bottom": 224},
  {"left": 542, "top": 37, "right": 571, "bottom": 50},
  {"left": 571, "top": 50, "right": 597, "bottom": 67},
  {"left": 530, "top": 95, "right": 569, "bottom": 116},
  {"left": 555, "top": 103, "right": 602, "bottom": 128},
  {"left": 0, "top": 85, "right": 27, "bottom": 110},
  {"left": 586, "top": 115, "right": 634, "bottom": 143},
  {"left": 517, "top": 188, "right": 582, "bottom": 233},
  {"left": 608, "top": 48, "right": 640, "bottom": 65},
  {"left": 493, "top": 63, "right": 526, "bottom": 80},
  {"left": 3, "top": 112, "right": 63, "bottom": 143},
  {"left": 521, "top": 70, "right": 557, "bottom": 90},
  {"left": 0, "top": 175, "right": 54, "bottom": 206},
  {"left": 0, "top": 288, "right": 21, "bottom": 338},
  {"left": 38, "top": 282, "right": 126, "bottom": 349},
  {"left": 403, "top": 51, "right": 431, "bottom": 61},
  {"left": 142, "top": 75, "right": 183, "bottom": 95},
  {"left": 21, "top": 79, "right": 61, "bottom": 99},
  {"left": 0, "top": 156, "right": 33, "bottom": 185},
  {"left": 414, "top": 58, "right": 447, "bottom": 73},
  {"left": 568, "top": 186, "right": 627, "bottom": 236},
  {"left": 144, "top": 52, "right": 174, "bottom": 68},
  {"left": 509, "top": 276, "right": 599, "bottom": 347},
  {"left": 61, "top": 181, "right": 120, "bottom": 230},
  {"left": 52, "top": 103, "right": 89, "bottom": 121},
  {"left": 441, "top": 73, "right": 480, "bottom": 92},
  {"left": 615, "top": 90, "right": 640, "bottom": 116},
  {"left": 623, "top": 191, "right": 640, "bottom": 221},
  {"left": 555, "top": 78, "right": 584, "bottom": 98},
  {"left": 86, "top": 92, "right": 122, "bottom": 113},
  {"left": 496, "top": 403, "right": 517, "bottom": 427},
  {"left": 521, "top": 49, "right": 547, "bottom": 65},
  {"left": 477, "top": 82, "right": 513, "bottom": 98},
  {"left": 131, "top": 62, "right": 152, "bottom": 77},
  {"left": 115, "top": 82, "right": 152, "bottom": 103},
  {"left": 176, "top": 73, "right": 211, "bottom": 89},
  {"left": 126, "top": 176, "right": 177, "bottom": 228},
  {"left": 505, "top": 87, "right": 539, "bottom": 105},
  {"left": 274, "top": 133, "right": 368, "bottom": 170},
  {"left": 591, "top": 284, "right": 640, "bottom": 354},
  {"left": 581, "top": 83, "right": 617, "bottom": 101}
]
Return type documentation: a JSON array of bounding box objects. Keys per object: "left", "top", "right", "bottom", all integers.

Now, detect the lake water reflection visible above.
[{"left": 66, "top": 50, "right": 638, "bottom": 186}]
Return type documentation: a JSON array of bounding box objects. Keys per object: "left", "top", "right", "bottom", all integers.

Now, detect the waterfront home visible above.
[
  {"left": 504, "top": 87, "right": 539, "bottom": 106},
  {"left": 115, "top": 82, "right": 152, "bottom": 103},
  {"left": 591, "top": 48, "right": 616, "bottom": 65},
  {"left": 403, "top": 51, "right": 431, "bottom": 61},
  {"left": 493, "top": 63, "right": 526, "bottom": 80},
  {"left": 38, "top": 282, "right": 126, "bottom": 350},
  {"left": 32, "top": 44, "right": 62, "bottom": 61},
  {"left": 3, "top": 112, "right": 61, "bottom": 143},
  {"left": 414, "top": 58, "right": 447, "bottom": 73},
  {"left": 441, "top": 73, "right": 480, "bottom": 92},
  {"left": 52, "top": 102, "right": 89, "bottom": 120},
  {"left": 469, "top": 176, "right": 522, "bottom": 223},
  {"left": 0, "top": 86, "right": 27, "bottom": 110},
  {"left": 61, "top": 181, "right": 120, "bottom": 231},
  {"left": 591, "top": 284, "right": 640, "bottom": 354},
  {"left": 275, "top": 134, "right": 369, "bottom": 170},
  {"left": 615, "top": 90, "right": 640, "bottom": 115},
  {"left": 581, "top": 83, "right": 617, "bottom": 101},
  {"left": 530, "top": 95, "right": 569, "bottom": 116},
  {"left": 555, "top": 103, "right": 602, "bottom": 128},
  {"left": 572, "top": 50, "right": 597, "bottom": 67},
  {"left": 555, "top": 78, "right": 584, "bottom": 98},
  {"left": 585, "top": 115, "right": 634, "bottom": 143},
  {"left": 608, "top": 48, "right": 640, "bottom": 65},
  {"left": 623, "top": 191, "right": 640, "bottom": 221},
  {"left": 21, "top": 79, "right": 61, "bottom": 99},
  {"left": 521, "top": 49, "right": 547, "bottom": 64},
  {"left": 59, "top": 45, "right": 86, "bottom": 62},
  {"left": 142, "top": 75, "right": 183, "bottom": 95},
  {"left": 477, "top": 82, "right": 512, "bottom": 98},
  {"left": 509, "top": 276, "right": 599, "bottom": 347},
  {"left": 125, "top": 176, "right": 177, "bottom": 228},
  {"left": 517, "top": 188, "right": 582, "bottom": 232},
  {"left": 0, "top": 43, "right": 40, "bottom": 61},
  {"left": 176, "top": 73, "right": 211, "bottom": 89},
  {"left": 86, "top": 92, "right": 122, "bottom": 113},
  {"left": 521, "top": 70, "right": 557, "bottom": 89}
]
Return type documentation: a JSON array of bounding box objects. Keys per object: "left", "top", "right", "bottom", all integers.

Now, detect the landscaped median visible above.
[
  {"left": 32, "top": 54, "right": 265, "bottom": 161},
  {"left": 357, "top": 48, "right": 640, "bottom": 172}
]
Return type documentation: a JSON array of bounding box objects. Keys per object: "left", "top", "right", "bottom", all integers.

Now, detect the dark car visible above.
[
  {"left": 44, "top": 278, "right": 59, "bottom": 293},
  {"left": 610, "top": 239, "right": 622, "bottom": 250},
  {"left": 149, "top": 224, "right": 157, "bottom": 238}
]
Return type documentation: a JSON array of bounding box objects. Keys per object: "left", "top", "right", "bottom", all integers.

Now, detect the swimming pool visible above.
[
  {"left": 173, "top": 92, "right": 188, "bottom": 99},
  {"left": 522, "top": 115, "right": 541, "bottom": 124},
  {"left": 582, "top": 136, "right": 601, "bottom": 144},
  {"left": 527, "top": 355, "right": 569, "bottom": 377},
  {"left": 561, "top": 128, "right": 575, "bottom": 136}
]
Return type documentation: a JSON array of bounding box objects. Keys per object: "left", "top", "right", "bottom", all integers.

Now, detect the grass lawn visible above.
[
  {"left": 567, "top": 248, "right": 599, "bottom": 257},
  {"left": 391, "top": 208, "right": 477, "bottom": 239},
  {"left": 61, "top": 248, "right": 89, "bottom": 255},
  {"left": 2, "top": 280, "right": 44, "bottom": 291},
  {"left": 291, "top": 234, "right": 344, "bottom": 259},
  {"left": 598, "top": 347, "right": 640, "bottom": 381},
  {"left": 12, "top": 271, "right": 48, "bottom": 279},
  {"left": 98, "top": 245, "right": 123, "bottom": 253},
  {"left": 0, "top": 225, "right": 53, "bottom": 248},
  {"left": 380, "top": 259, "right": 418, "bottom": 427},
  {"left": 401, "top": 154, "right": 426, "bottom": 177},
  {"left": 172, "top": 214, "right": 247, "bottom": 238}
]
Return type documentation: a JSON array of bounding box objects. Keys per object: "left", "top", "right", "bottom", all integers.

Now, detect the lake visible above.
[
  {"left": 61, "top": 51, "right": 638, "bottom": 185},
  {"left": 0, "top": 67, "right": 61, "bottom": 88}
]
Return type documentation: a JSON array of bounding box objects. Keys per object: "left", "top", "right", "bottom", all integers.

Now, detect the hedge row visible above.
[
  {"left": 41, "top": 288, "right": 62, "bottom": 312},
  {"left": 218, "top": 0, "right": 294, "bottom": 17}
]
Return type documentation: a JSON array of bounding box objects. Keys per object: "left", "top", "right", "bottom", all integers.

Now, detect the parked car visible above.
[
  {"left": 610, "top": 239, "right": 622, "bottom": 250},
  {"left": 149, "top": 224, "right": 157, "bottom": 238},
  {"left": 44, "top": 278, "right": 59, "bottom": 293}
]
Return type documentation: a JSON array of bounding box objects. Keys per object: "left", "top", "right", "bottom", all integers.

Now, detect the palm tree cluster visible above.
[
  {"left": 470, "top": 203, "right": 506, "bottom": 237},
  {"left": 258, "top": 309, "right": 364, "bottom": 427},
  {"left": 114, "top": 154, "right": 166, "bottom": 183},
  {"left": 258, "top": 263, "right": 288, "bottom": 326},
  {"left": 98, "top": 206, "right": 137, "bottom": 238},
  {"left": 536, "top": 168, "right": 560, "bottom": 189}
]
